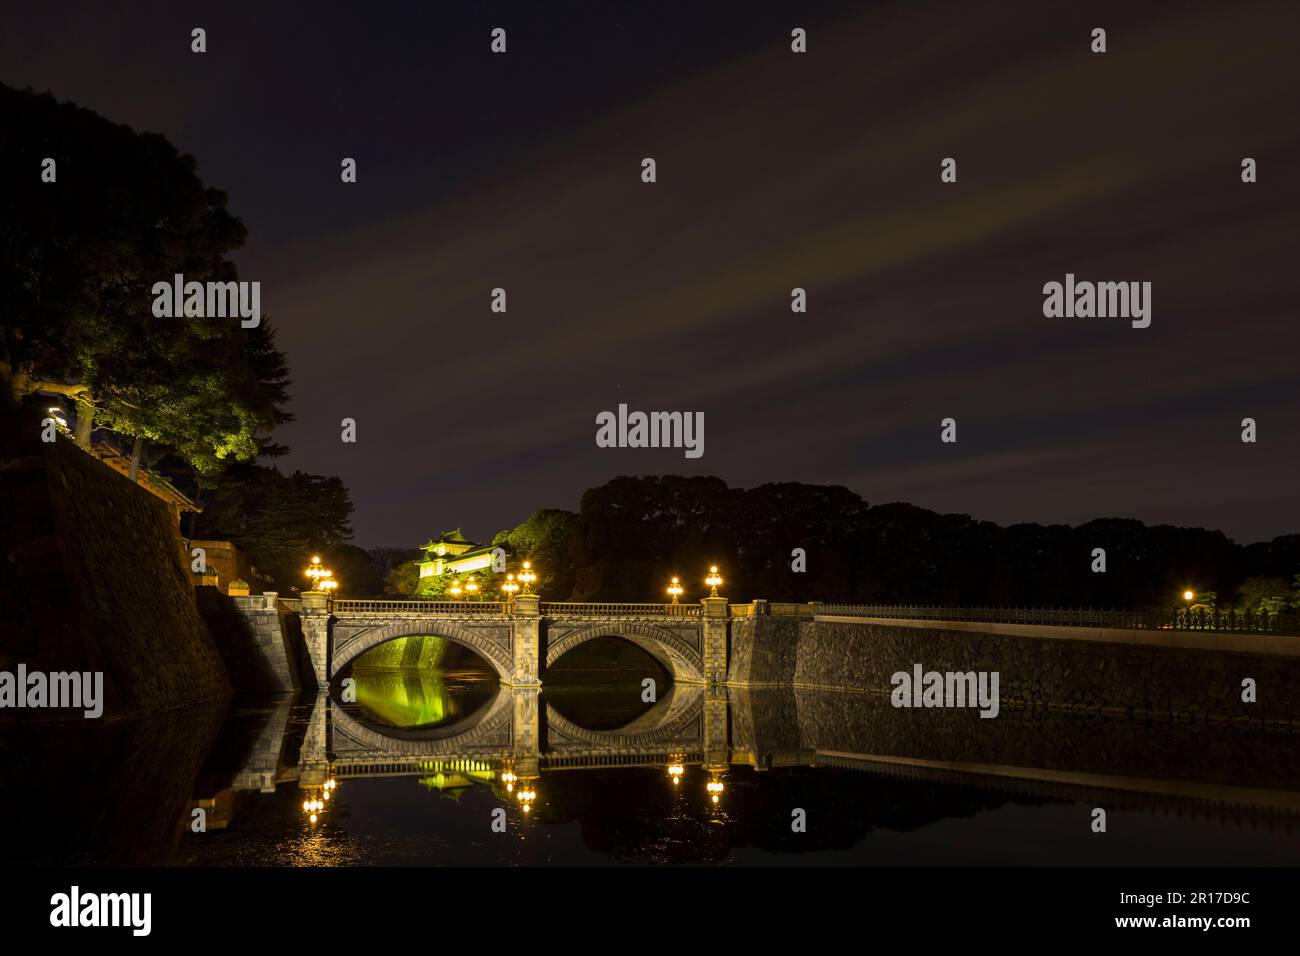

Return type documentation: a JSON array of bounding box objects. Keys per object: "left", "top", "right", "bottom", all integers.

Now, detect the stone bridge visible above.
[
  {"left": 300, "top": 593, "right": 732, "bottom": 687},
  {"left": 320, "top": 683, "right": 711, "bottom": 777}
]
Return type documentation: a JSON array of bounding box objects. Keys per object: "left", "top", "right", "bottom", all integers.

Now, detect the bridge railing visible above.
[
  {"left": 811, "top": 603, "right": 1300, "bottom": 634},
  {"left": 539, "top": 602, "right": 702, "bottom": 618},
  {"left": 332, "top": 599, "right": 508, "bottom": 616},
  {"left": 769, "top": 602, "right": 816, "bottom": 617}
]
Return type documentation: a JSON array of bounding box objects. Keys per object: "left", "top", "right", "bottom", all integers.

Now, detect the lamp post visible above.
[
  {"left": 705, "top": 565, "right": 723, "bottom": 598},
  {"left": 502, "top": 573, "right": 519, "bottom": 604},
  {"left": 464, "top": 576, "right": 479, "bottom": 601},
  {"left": 667, "top": 576, "right": 683, "bottom": 604},
  {"left": 450, "top": 579, "right": 463, "bottom": 600},
  {"left": 306, "top": 556, "right": 339, "bottom": 610},
  {"left": 518, "top": 560, "right": 537, "bottom": 595}
]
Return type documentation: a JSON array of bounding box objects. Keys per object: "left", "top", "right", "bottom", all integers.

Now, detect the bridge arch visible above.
[
  {"left": 330, "top": 686, "right": 515, "bottom": 756},
  {"left": 545, "top": 684, "right": 705, "bottom": 750},
  {"left": 330, "top": 619, "right": 513, "bottom": 681},
  {"left": 544, "top": 621, "right": 705, "bottom": 683}
]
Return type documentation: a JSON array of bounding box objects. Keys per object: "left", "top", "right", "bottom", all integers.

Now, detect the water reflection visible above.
[
  {"left": 5, "top": 674, "right": 1300, "bottom": 865},
  {"left": 344, "top": 668, "right": 497, "bottom": 730}
]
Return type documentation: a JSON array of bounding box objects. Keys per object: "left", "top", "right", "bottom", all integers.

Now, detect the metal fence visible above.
[
  {"left": 811, "top": 603, "right": 1300, "bottom": 634},
  {"left": 539, "top": 602, "right": 702, "bottom": 618},
  {"left": 332, "top": 599, "right": 507, "bottom": 615}
]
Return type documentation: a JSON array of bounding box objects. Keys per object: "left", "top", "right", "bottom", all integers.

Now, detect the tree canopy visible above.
[
  {"left": 483, "top": 476, "right": 1300, "bottom": 608},
  {"left": 190, "top": 463, "right": 355, "bottom": 588},
  {"left": 0, "top": 83, "right": 290, "bottom": 475}
]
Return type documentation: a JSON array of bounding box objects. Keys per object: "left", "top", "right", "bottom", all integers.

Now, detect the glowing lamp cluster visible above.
[
  {"left": 518, "top": 560, "right": 537, "bottom": 594},
  {"left": 666, "top": 576, "right": 683, "bottom": 604},
  {"left": 706, "top": 565, "right": 723, "bottom": 598},
  {"left": 301, "top": 777, "right": 339, "bottom": 825},
  {"left": 305, "top": 555, "right": 339, "bottom": 593},
  {"left": 516, "top": 782, "right": 538, "bottom": 813},
  {"left": 706, "top": 774, "right": 725, "bottom": 804},
  {"left": 664, "top": 566, "right": 723, "bottom": 602}
]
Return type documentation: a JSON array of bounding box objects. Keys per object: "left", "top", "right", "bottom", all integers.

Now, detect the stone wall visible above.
[
  {"left": 196, "top": 590, "right": 310, "bottom": 692},
  {"left": 186, "top": 538, "right": 273, "bottom": 594},
  {"left": 731, "top": 686, "right": 1300, "bottom": 793},
  {"left": 730, "top": 616, "right": 1300, "bottom": 726},
  {"left": 0, "top": 408, "right": 230, "bottom": 718}
]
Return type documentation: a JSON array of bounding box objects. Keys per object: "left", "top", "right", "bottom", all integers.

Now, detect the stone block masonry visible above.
[
  {"left": 0, "top": 407, "right": 230, "bottom": 718},
  {"left": 729, "top": 615, "right": 1300, "bottom": 727},
  {"left": 197, "top": 590, "right": 310, "bottom": 692}
]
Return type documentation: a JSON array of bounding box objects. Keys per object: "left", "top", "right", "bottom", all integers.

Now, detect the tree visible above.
[
  {"left": 190, "top": 463, "right": 356, "bottom": 587},
  {"left": 384, "top": 558, "right": 422, "bottom": 597},
  {"left": 1236, "top": 577, "right": 1291, "bottom": 612},
  {"left": 0, "top": 84, "right": 290, "bottom": 475},
  {"left": 492, "top": 508, "right": 580, "bottom": 599}
]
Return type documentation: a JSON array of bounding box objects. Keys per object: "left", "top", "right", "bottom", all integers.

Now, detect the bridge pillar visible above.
[
  {"left": 301, "top": 591, "right": 331, "bottom": 688},
  {"left": 511, "top": 685, "right": 541, "bottom": 759},
  {"left": 299, "top": 690, "right": 330, "bottom": 787},
  {"left": 702, "top": 596, "right": 729, "bottom": 682},
  {"left": 509, "top": 594, "right": 542, "bottom": 686},
  {"left": 704, "top": 685, "right": 730, "bottom": 765}
]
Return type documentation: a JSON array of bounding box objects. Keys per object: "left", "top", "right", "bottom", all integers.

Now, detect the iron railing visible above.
[
  {"left": 332, "top": 599, "right": 507, "bottom": 615},
  {"left": 539, "top": 602, "right": 701, "bottom": 618},
  {"left": 811, "top": 603, "right": 1300, "bottom": 634}
]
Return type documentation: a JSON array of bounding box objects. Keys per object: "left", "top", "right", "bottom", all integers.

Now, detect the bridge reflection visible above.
[{"left": 201, "top": 683, "right": 1300, "bottom": 834}]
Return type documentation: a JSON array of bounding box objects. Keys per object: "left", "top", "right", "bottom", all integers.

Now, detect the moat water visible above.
[{"left": 4, "top": 644, "right": 1300, "bottom": 867}]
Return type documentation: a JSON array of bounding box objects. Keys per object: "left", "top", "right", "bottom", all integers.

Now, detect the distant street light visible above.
[
  {"left": 1183, "top": 590, "right": 1195, "bottom": 603},
  {"left": 667, "top": 576, "right": 683, "bottom": 604},
  {"left": 706, "top": 565, "right": 722, "bottom": 598},
  {"left": 450, "top": 579, "right": 463, "bottom": 599},
  {"left": 464, "top": 576, "right": 479, "bottom": 600}
]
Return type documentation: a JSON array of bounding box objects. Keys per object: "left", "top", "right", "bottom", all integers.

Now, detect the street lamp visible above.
[
  {"left": 706, "top": 565, "right": 722, "bottom": 598},
  {"left": 464, "top": 576, "right": 479, "bottom": 600},
  {"left": 1183, "top": 590, "right": 1195, "bottom": 603},
  {"left": 667, "top": 576, "right": 683, "bottom": 604},
  {"left": 450, "top": 579, "right": 463, "bottom": 599},
  {"left": 306, "top": 556, "right": 339, "bottom": 606},
  {"left": 518, "top": 560, "right": 537, "bottom": 595},
  {"left": 667, "top": 759, "right": 684, "bottom": 785},
  {"left": 502, "top": 573, "right": 519, "bottom": 601}
]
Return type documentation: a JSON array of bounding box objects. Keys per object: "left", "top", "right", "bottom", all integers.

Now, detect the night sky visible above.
[{"left": 4, "top": 0, "right": 1298, "bottom": 546}]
